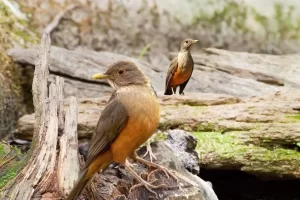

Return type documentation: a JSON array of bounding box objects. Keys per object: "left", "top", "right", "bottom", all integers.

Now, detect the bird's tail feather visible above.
[
  {"left": 66, "top": 150, "right": 113, "bottom": 200},
  {"left": 66, "top": 168, "right": 90, "bottom": 200}
]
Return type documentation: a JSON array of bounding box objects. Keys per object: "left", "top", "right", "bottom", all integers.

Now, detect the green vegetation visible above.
[
  {"left": 0, "top": 143, "right": 24, "bottom": 189},
  {"left": 253, "top": 3, "right": 300, "bottom": 41},
  {"left": 0, "top": 0, "right": 38, "bottom": 77},
  {"left": 285, "top": 114, "right": 300, "bottom": 122},
  {"left": 192, "top": 0, "right": 300, "bottom": 52},
  {"left": 193, "top": 131, "right": 300, "bottom": 162},
  {"left": 192, "top": 0, "right": 250, "bottom": 33},
  {"left": 0, "top": 2, "right": 38, "bottom": 45},
  {"left": 153, "top": 131, "right": 168, "bottom": 142},
  {"left": 196, "top": 122, "right": 221, "bottom": 132},
  {"left": 138, "top": 44, "right": 151, "bottom": 59}
]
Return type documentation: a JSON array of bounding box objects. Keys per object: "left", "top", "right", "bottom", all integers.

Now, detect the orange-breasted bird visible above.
[
  {"left": 164, "top": 39, "right": 198, "bottom": 95},
  {"left": 66, "top": 61, "right": 175, "bottom": 200}
]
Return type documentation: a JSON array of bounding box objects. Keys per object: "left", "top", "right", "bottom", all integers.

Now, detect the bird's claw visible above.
[
  {"left": 133, "top": 153, "right": 179, "bottom": 182},
  {"left": 143, "top": 142, "right": 157, "bottom": 162},
  {"left": 129, "top": 180, "right": 167, "bottom": 199},
  {"left": 142, "top": 148, "right": 157, "bottom": 163},
  {"left": 148, "top": 167, "right": 178, "bottom": 183}
]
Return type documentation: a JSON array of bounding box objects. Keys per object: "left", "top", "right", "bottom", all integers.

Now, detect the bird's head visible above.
[
  {"left": 92, "top": 61, "right": 149, "bottom": 89},
  {"left": 180, "top": 39, "right": 198, "bottom": 51}
]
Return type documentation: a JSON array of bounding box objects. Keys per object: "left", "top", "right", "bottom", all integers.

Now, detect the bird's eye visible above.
[
  {"left": 185, "top": 41, "right": 188, "bottom": 44},
  {"left": 117, "top": 69, "right": 125, "bottom": 75}
]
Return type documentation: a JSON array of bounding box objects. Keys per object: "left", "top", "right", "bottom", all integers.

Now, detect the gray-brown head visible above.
[
  {"left": 180, "top": 39, "right": 198, "bottom": 51},
  {"left": 92, "top": 61, "right": 149, "bottom": 89}
]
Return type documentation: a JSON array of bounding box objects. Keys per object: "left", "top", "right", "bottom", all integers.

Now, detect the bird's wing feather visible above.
[
  {"left": 165, "top": 56, "right": 178, "bottom": 88},
  {"left": 85, "top": 97, "right": 129, "bottom": 167}
]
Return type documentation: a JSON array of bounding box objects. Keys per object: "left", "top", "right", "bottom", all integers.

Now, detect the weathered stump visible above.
[{"left": 0, "top": 33, "right": 80, "bottom": 200}]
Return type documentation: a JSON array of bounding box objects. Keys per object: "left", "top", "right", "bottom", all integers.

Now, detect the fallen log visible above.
[
  {"left": 7, "top": 46, "right": 300, "bottom": 99},
  {"left": 15, "top": 90, "right": 300, "bottom": 180}
]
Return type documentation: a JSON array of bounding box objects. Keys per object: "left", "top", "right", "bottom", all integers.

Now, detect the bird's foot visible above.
[
  {"left": 179, "top": 92, "right": 184, "bottom": 95},
  {"left": 129, "top": 178, "right": 166, "bottom": 198},
  {"left": 147, "top": 163, "right": 178, "bottom": 182},
  {"left": 133, "top": 153, "right": 178, "bottom": 182},
  {"left": 142, "top": 142, "right": 157, "bottom": 162},
  {"left": 125, "top": 160, "right": 167, "bottom": 198},
  {"left": 127, "top": 161, "right": 139, "bottom": 168}
]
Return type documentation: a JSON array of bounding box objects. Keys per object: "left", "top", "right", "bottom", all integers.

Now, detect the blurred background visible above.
[{"left": 1, "top": 0, "right": 300, "bottom": 199}]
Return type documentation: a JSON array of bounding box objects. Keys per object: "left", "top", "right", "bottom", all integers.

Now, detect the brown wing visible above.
[
  {"left": 165, "top": 56, "right": 178, "bottom": 89},
  {"left": 85, "top": 97, "right": 129, "bottom": 167}
]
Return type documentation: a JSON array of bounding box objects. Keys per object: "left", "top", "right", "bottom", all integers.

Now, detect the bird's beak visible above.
[
  {"left": 193, "top": 40, "right": 198, "bottom": 43},
  {"left": 92, "top": 73, "right": 109, "bottom": 79}
]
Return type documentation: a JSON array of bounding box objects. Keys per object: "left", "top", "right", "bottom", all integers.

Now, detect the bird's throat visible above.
[{"left": 177, "top": 51, "right": 190, "bottom": 70}]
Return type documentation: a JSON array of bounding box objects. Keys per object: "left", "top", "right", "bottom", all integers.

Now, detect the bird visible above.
[
  {"left": 164, "top": 39, "right": 198, "bottom": 95},
  {"left": 66, "top": 61, "right": 176, "bottom": 200}
]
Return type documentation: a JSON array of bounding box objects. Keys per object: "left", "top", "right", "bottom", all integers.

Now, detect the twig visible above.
[
  {"left": 0, "top": 154, "right": 17, "bottom": 168},
  {"left": 44, "top": 4, "right": 79, "bottom": 34},
  {"left": 0, "top": 149, "right": 11, "bottom": 163}
]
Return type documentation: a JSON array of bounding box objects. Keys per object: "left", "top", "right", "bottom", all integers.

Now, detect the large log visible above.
[
  {"left": 7, "top": 46, "right": 300, "bottom": 100},
  {"left": 6, "top": 47, "right": 163, "bottom": 98},
  {"left": 15, "top": 90, "right": 300, "bottom": 179}
]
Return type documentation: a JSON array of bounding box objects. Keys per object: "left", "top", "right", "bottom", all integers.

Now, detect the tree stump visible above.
[{"left": 0, "top": 33, "right": 80, "bottom": 200}]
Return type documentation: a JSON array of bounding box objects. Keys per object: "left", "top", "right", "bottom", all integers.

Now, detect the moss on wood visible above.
[
  {"left": 0, "top": 143, "right": 24, "bottom": 189},
  {"left": 193, "top": 131, "right": 300, "bottom": 178}
]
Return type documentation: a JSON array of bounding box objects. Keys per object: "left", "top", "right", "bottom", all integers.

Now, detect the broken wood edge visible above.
[
  {"left": 32, "top": 32, "right": 50, "bottom": 140},
  {"left": 58, "top": 96, "right": 80, "bottom": 196}
]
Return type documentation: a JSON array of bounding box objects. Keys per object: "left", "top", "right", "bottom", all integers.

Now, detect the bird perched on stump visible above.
[
  {"left": 164, "top": 39, "right": 198, "bottom": 95},
  {"left": 66, "top": 61, "right": 176, "bottom": 200}
]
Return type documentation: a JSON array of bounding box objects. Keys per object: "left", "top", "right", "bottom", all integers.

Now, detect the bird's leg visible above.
[
  {"left": 133, "top": 152, "right": 178, "bottom": 182},
  {"left": 142, "top": 141, "right": 157, "bottom": 162},
  {"left": 127, "top": 160, "right": 139, "bottom": 168},
  {"left": 125, "top": 159, "right": 167, "bottom": 198},
  {"left": 171, "top": 87, "right": 175, "bottom": 95},
  {"left": 179, "top": 88, "right": 185, "bottom": 95},
  {"left": 172, "top": 87, "right": 177, "bottom": 95}
]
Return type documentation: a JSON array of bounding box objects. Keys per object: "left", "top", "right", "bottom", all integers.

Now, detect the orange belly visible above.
[
  {"left": 110, "top": 116, "right": 158, "bottom": 164},
  {"left": 170, "top": 69, "right": 192, "bottom": 87},
  {"left": 109, "top": 89, "right": 160, "bottom": 164}
]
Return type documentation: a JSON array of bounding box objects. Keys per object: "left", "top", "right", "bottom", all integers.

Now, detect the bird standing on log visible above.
[
  {"left": 164, "top": 39, "right": 198, "bottom": 95},
  {"left": 66, "top": 61, "right": 176, "bottom": 200}
]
